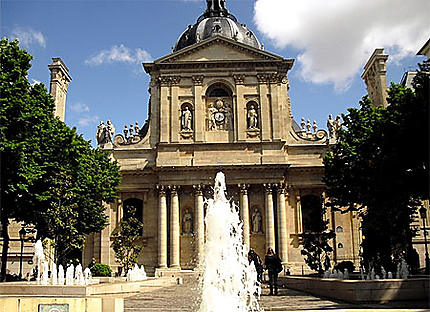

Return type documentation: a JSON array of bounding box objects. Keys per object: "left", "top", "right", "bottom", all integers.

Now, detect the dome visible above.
[{"left": 174, "top": 1, "right": 261, "bottom": 52}]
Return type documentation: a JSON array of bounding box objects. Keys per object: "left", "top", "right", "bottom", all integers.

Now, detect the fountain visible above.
[
  {"left": 126, "top": 264, "right": 147, "bottom": 282},
  {"left": 199, "top": 172, "right": 262, "bottom": 312}
]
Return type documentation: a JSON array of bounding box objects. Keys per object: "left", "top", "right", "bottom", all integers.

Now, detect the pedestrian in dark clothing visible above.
[
  {"left": 88, "top": 258, "right": 96, "bottom": 269},
  {"left": 265, "top": 247, "right": 282, "bottom": 295},
  {"left": 248, "top": 249, "right": 263, "bottom": 283}
]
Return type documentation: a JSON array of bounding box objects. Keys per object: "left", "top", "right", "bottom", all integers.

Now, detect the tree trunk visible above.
[{"left": 1, "top": 216, "right": 9, "bottom": 282}]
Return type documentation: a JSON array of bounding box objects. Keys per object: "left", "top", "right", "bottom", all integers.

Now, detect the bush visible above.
[
  {"left": 90, "top": 263, "right": 112, "bottom": 277},
  {"left": 334, "top": 261, "right": 355, "bottom": 273}
]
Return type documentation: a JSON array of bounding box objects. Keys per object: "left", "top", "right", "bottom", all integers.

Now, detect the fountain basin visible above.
[
  {"left": 0, "top": 277, "right": 176, "bottom": 312},
  {"left": 279, "top": 276, "right": 429, "bottom": 303}
]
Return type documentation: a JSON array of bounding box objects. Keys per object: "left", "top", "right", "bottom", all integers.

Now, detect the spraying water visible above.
[{"left": 199, "top": 172, "right": 262, "bottom": 312}]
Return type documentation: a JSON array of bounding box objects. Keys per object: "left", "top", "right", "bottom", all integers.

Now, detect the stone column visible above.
[
  {"left": 194, "top": 184, "right": 205, "bottom": 264},
  {"left": 170, "top": 185, "right": 180, "bottom": 269},
  {"left": 264, "top": 184, "right": 275, "bottom": 251},
  {"left": 193, "top": 76, "right": 204, "bottom": 142},
  {"left": 235, "top": 76, "right": 246, "bottom": 141},
  {"left": 277, "top": 184, "right": 288, "bottom": 264},
  {"left": 157, "top": 185, "right": 167, "bottom": 268},
  {"left": 239, "top": 184, "right": 250, "bottom": 250},
  {"left": 100, "top": 201, "right": 112, "bottom": 265},
  {"left": 296, "top": 192, "right": 303, "bottom": 233}
]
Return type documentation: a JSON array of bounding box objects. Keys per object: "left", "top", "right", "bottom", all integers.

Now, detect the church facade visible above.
[{"left": 83, "top": 1, "right": 361, "bottom": 275}]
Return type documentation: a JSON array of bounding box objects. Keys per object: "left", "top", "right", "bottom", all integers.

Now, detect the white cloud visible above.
[
  {"left": 78, "top": 115, "right": 99, "bottom": 127},
  {"left": 10, "top": 27, "right": 46, "bottom": 48},
  {"left": 254, "top": 0, "right": 430, "bottom": 91},
  {"left": 31, "top": 79, "right": 42, "bottom": 85},
  {"left": 69, "top": 102, "right": 90, "bottom": 113},
  {"left": 85, "top": 44, "right": 153, "bottom": 66}
]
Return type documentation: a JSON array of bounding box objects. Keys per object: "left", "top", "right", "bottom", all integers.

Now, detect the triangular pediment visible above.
[{"left": 155, "top": 35, "right": 284, "bottom": 63}]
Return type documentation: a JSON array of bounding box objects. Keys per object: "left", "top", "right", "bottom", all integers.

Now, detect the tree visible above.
[
  {"left": 323, "top": 64, "right": 429, "bottom": 272},
  {"left": 299, "top": 195, "right": 335, "bottom": 274},
  {"left": 0, "top": 38, "right": 121, "bottom": 280},
  {"left": 111, "top": 205, "right": 143, "bottom": 275}
]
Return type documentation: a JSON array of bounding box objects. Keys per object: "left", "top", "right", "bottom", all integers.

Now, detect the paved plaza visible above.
[{"left": 123, "top": 275, "right": 429, "bottom": 312}]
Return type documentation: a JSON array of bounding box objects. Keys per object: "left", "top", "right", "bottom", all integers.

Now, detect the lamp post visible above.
[
  {"left": 18, "top": 227, "right": 26, "bottom": 279},
  {"left": 419, "top": 207, "right": 429, "bottom": 275}
]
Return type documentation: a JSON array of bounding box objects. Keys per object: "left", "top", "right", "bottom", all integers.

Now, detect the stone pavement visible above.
[{"left": 124, "top": 275, "right": 429, "bottom": 312}]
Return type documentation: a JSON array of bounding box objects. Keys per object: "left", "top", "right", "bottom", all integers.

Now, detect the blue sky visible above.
[{"left": 2, "top": 0, "right": 429, "bottom": 146}]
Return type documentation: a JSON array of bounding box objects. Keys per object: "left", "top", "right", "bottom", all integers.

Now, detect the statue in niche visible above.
[
  {"left": 251, "top": 208, "right": 263, "bottom": 234},
  {"left": 182, "top": 210, "right": 193, "bottom": 234},
  {"left": 247, "top": 104, "right": 258, "bottom": 129},
  {"left": 181, "top": 106, "right": 193, "bottom": 131}
]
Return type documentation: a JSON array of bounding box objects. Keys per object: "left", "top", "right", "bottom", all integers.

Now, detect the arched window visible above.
[
  {"left": 336, "top": 226, "right": 344, "bottom": 233},
  {"left": 123, "top": 198, "right": 143, "bottom": 236},
  {"left": 338, "top": 243, "right": 344, "bottom": 249},
  {"left": 206, "top": 83, "right": 232, "bottom": 98},
  {"left": 301, "top": 195, "right": 324, "bottom": 233}
]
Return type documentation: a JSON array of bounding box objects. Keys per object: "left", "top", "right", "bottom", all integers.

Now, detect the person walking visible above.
[
  {"left": 264, "top": 247, "right": 282, "bottom": 295},
  {"left": 248, "top": 249, "right": 263, "bottom": 283}
]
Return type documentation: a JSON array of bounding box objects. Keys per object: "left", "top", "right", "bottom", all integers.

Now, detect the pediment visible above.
[{"left": 156, "top": 36, "right": 284, "bottom": 63}]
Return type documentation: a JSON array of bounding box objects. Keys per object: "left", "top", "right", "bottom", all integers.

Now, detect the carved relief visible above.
[
  {"left": 207, "top": 98, "right": 232, "bottom": 131},
  {"left": 158, "top": 75, "right": 181, "bottom": 86}
]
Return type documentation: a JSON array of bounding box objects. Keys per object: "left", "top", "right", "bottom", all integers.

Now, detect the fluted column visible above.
[
  {"left": 264, "top": 184, "right": 276, "bottom": 251},
  {"left": 239, "top": 184, "right": 250, "bottom": 250},
  {"left": 277, "top": 184, "right": 288, "bottom": 264},
  {"left": 157, "top": 186, "right": 167, "bottom": 268},
  {"left": 194, "top": 184, "right": 205, "bottom": 264},
  {"left": 170, "top": 185, "right": 180, "bottom": 268}
]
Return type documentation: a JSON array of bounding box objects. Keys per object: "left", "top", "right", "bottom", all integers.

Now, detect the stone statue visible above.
[
  {"left": 334, "top": 115, "right": 342, "bottom": 133},
  {"left": 247, "top": 104, "right": 258, "bottom": 129},
  {"left": 181, "top": 106, "right": 192, "bottom": 131},
  {"left": 251, "top": 208, "right": 263, "bottom": 234},
  {"left": 182, "top": 210, "right": 193, "bottom": 234},
  {"left": 327, "top": 114, "right": 342, "bottom": 140},
  {"left": 96, "top": 121, "right": 105, "bottom": 145},
  {"left": 327, "top": 114, "right": 335, "bottom": 139},
  {"left": 106, "top": 120, "right": 115, "bottom": 143},
  {"left": 96, "top": 120, "right": 114, "bottom": 146},
  {"left": 208, "top": 103, "right": 217, "bottom": 131}
]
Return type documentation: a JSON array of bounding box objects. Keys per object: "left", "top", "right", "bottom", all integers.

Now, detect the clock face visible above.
[{"left": 214, "top": 112, "right": 225, "bottom": 122}]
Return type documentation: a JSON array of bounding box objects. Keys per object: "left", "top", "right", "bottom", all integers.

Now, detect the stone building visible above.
[{"left": 83, "top": 0, "right": 361, "bottom": 275}]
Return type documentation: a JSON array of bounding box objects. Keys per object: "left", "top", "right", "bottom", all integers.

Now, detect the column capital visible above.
[
  {"left": 193, "top": 184, "right": 205, "bottom": 195},
  {"left": 233, "top": 74, "right": 246, "bottom": 85},
  {"left": 192, "top": 75, "right": 204, "bottom": 85},
  {"left": 263, "top": 183, "right": 273, "bottom": 194},
  {"left": 238, "top": 183, "right": 249, "bottom": 194},
  {"left": 156, "top": 184, "right": 167, "bottom": 195},
  {"left": 168, "top": 185, "right": 180, "bottom": 195}
]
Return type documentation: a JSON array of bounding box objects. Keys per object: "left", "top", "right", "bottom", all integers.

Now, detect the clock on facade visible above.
[{"left": 214, "top": 112, "right": 225, "bottom": 123}]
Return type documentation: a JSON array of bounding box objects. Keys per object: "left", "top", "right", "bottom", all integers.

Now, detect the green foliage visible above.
[
  {"left": 323, "top": 64, "right": 429, "bottom": 272},
  {"left": 0, "top": 38, "right": 121, "bottom": 277},
  {"left": 111, "top": 205, "right": 143, "bottom": 275},
  {"left": 90, "top": 263, "right": 112, "bottom": 277},
  {"left": 334, "top": 261, "right": 355, "bottom": 273},
  {"left": 301, "top": 231, "right": 335, "bottom": 274}
]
